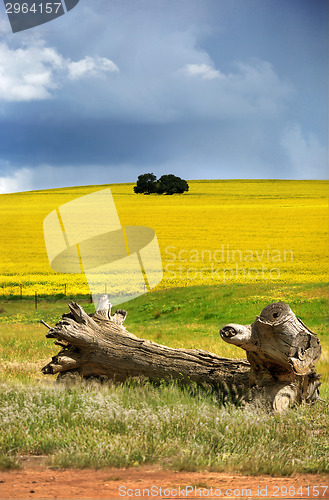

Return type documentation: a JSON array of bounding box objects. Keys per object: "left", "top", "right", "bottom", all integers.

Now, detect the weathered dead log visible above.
[
  {"left": 41, "top": 300, "right": 250, "bottom": 393},
  {"left": 41, "top": 298, "right": 322, "bottom": 412},
  {"left": 220, "top": 302, "right": 322, "bottom": 412}
]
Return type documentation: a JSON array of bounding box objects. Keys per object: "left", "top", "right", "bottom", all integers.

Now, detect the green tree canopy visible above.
[
  {"left": 157, "top": 174, "right": 189, "bottom": 195},
  {"left": 133, "top": 173, "right": 189, "bottom": 195},
  {"left": 133, "top": 173, "right": 157, "bottom": 194}
]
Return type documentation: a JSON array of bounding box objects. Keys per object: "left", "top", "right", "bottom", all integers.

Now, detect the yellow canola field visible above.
[{"left": 0, "top": 179, "right": 328, "bottom": 296}]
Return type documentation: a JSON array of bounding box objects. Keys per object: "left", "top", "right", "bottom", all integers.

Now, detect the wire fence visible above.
[
  {"left": 0, "top": 284, "right": 93, "bottom": 309},
  {"left": 0, "top": 282, "right": 148, "bottom": 309}
]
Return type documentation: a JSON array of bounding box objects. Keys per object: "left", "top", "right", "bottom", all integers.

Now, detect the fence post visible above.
[
  {"left": 20, "top": 285, "right": 22, "bottom": 300},
  {"left": 64, "top": 284, "right": 67, "bottom": 296},
  {"left": 35, "top": 291, "right": 38, "bottom": 310}
]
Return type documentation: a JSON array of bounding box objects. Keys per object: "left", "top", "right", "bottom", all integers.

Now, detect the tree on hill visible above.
[
  {"left": 133, "top": 173, "right": 189, "bottom": 195},
  {"left": 133, "top": 173, "right": 157, "bottom": 194},
  {"left": 157, "top": 174, "right": 189, "bottom": 195}
]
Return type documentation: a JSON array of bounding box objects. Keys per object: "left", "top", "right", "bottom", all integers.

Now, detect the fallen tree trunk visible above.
[
  {"left": 41, "top": 301, "right": 250, "bottom": 394},
  {"left": 220, "top": 302, "right": 322, "bottom": 412},
  {"left": 41, "top": 298, "right": 322, "bottom": 412}
]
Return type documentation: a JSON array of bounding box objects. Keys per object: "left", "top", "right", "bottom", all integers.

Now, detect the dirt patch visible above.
[{"left": 0, "top": 463, "right": 328, "bottom": 499}]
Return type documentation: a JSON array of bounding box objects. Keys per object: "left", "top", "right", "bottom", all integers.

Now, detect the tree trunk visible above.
[
  {"left": 41, "top": 298, "right": 322, "bottom": 412},
  {"left": 220, "top": 302, "right": 322, "bottom": 412}
]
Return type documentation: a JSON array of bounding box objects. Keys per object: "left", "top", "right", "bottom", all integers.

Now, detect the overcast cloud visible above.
[{"left": 0, "top": 0, "right": 327, "bottom": 193}]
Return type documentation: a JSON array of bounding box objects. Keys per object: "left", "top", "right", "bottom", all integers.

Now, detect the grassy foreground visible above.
[
  {"left": 1, "top": 380, "right": 328, "bottom": 474},
  {"left": 0, "top": 283, "right": 328, "bottom": 473}
]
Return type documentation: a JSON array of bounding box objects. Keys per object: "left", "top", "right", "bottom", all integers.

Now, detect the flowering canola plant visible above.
[{"left": 0, "top": 180, "right": 328, "bottom": 297}]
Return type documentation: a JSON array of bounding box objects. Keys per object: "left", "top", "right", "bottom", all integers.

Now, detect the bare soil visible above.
[{"left": 0, "top": 458, "right": 328, "bottom": 500}]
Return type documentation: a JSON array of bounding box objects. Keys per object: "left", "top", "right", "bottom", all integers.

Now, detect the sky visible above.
[{"left": 0, "top": 0, "right": 328, "bottom": 193}]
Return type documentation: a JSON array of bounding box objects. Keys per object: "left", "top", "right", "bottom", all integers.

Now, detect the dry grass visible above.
[{"left": 0, "top": 379, "right": 328, "bottom": 473}]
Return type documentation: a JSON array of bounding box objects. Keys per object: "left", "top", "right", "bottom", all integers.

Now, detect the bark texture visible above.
[
  {"left": 220, "top": 302, "right": 322, "bottom": 412},
  {"left": 41, "top": 299, "right": 322, "bottom": 412}
]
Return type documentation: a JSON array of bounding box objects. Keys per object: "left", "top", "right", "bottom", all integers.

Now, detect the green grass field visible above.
[{"left": 0, "top": 282, "right": 328, "bottom": 473}]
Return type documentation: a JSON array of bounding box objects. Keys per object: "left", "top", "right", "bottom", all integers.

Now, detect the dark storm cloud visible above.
[{"left": 0, "top": 0, "right": 327, "bottom": 192}]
